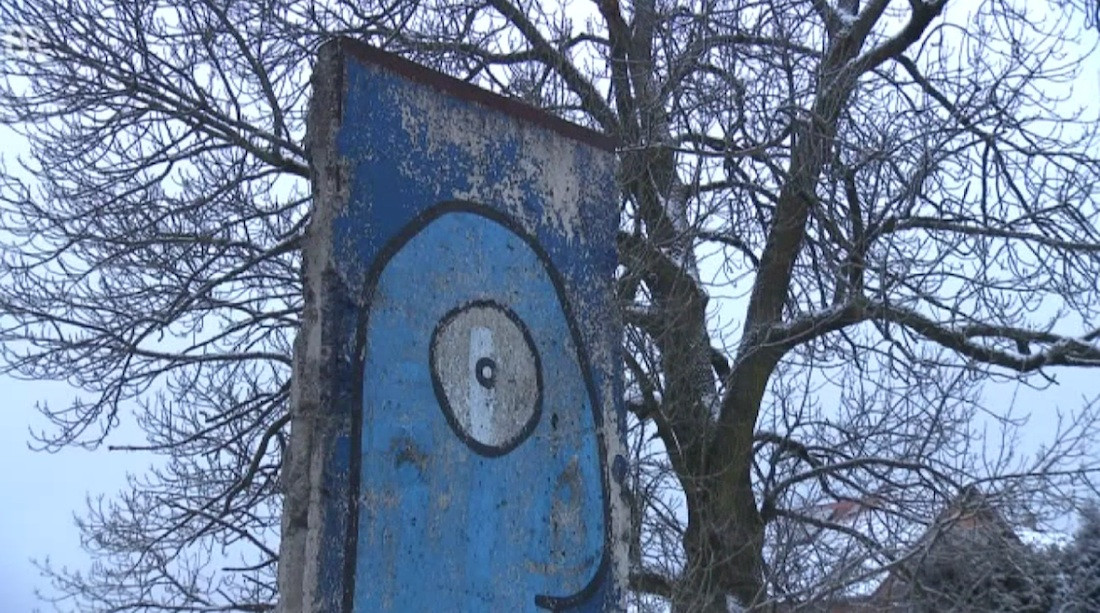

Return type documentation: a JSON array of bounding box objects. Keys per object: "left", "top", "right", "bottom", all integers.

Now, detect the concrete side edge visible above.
[{"left": 275, "top": 42, "right": 349, "bottom": 613}]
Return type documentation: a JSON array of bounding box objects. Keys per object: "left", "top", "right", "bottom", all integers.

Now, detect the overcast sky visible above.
[
  {"left": 0, "top": 376, "right": 152, "bottom": 612},
  {"left": 3, "top": 6, "right": 1100, "bottom": 612},
  {"left": 0, "top": 119, "right": 149, "bottom": 611}
]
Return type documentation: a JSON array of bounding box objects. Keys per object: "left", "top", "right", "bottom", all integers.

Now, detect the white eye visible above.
[{"left": 430, "top": 301, "right": 542, "bottom": 456}]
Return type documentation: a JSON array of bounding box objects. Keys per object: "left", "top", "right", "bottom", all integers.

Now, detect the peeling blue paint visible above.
[{"left": 303, "top": 40, "right": 624, "bottom": 612}]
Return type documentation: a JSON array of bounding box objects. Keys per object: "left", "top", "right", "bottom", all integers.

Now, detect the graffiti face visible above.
[
  {"left": 430, "top": 301, "right": 542, "bottom": 456},
  {"left": 351, "top": 204, "right": 609, "bottom": 611}
]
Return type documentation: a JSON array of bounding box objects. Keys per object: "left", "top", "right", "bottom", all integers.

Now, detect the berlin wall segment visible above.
[{"left": 276, "top": 38, "right": 627, "bottom": 612}]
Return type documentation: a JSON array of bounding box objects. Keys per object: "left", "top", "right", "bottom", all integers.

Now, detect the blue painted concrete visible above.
[
  {"left": 355, "top": 210, "right": 606, "bottom": 610},
  {"left": 304, "top": 41, "right": 622, "bottom": 612}
]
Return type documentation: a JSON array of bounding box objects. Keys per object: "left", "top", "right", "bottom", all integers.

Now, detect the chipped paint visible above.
[{"left": 276, "top": 38, "right": 625, "bottom": 613}]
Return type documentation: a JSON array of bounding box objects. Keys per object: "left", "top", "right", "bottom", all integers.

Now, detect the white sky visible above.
[
  {"left": 0, "top": 116, "right": 152, "bottom": 610},
  {"left": 0, "top": 376, "right": 151, "bottom": 612},
  {"left": 2, "top": 3, "right": 1100, "bottom": 611}
]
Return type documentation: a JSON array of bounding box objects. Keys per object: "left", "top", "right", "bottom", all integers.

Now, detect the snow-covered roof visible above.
[{"left": 769, "top": 487, "right": 1066, "bottom": 609}]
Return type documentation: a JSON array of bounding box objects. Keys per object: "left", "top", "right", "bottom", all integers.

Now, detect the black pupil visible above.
[{"left": 475, "top": 357, "right": 496, "bottom": 389}]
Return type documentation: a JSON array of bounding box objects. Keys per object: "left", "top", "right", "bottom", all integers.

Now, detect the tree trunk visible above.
[{"left": 677, "top": 476, "right": 766, "bottom": 612}]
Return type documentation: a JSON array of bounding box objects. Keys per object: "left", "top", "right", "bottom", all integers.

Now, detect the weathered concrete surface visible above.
[
  {"left": 277, "top": 38, "right": 625, "bottom": 612},
  {"left": 275, "top": 41, "right": 349, "bottom": 613}
]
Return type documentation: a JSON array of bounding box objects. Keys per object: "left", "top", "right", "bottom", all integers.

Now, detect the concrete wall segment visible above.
[{"left": 278, "top": 37, "right": 626, "bottom": 612}]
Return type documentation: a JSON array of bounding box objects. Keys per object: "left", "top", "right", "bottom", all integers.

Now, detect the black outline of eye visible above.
[
  {"left": 428, "top": 300, "right": 543, "bottom": 457},
  {"left": 347, "top": 202, "right": 614, "bottom": 611}
]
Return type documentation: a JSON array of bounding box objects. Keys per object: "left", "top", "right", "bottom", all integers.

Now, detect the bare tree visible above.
[
  {"left": 4, "top": 0, "right": 1100, "bottom": 611},
  {"left": 0, "top": 1, "right": 309, "bottom": 610}
]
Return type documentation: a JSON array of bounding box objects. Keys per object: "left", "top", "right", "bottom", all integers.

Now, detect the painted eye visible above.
[{"left": 429, "top": 301, "right": 542, "bottom": 456}]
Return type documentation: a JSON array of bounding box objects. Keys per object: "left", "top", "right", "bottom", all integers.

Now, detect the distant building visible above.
[{"left": 769, "top": 486, "right": 1059, "bottom": 612}]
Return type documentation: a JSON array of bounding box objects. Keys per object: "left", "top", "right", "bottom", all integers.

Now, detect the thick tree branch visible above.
[{"left": 487, "top": 0, "right": 618, "bottom": 133}]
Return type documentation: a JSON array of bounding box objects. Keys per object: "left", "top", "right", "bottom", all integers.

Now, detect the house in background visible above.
[{"left": 769, "top": 486, "right": 1060, "bottom": 612}]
